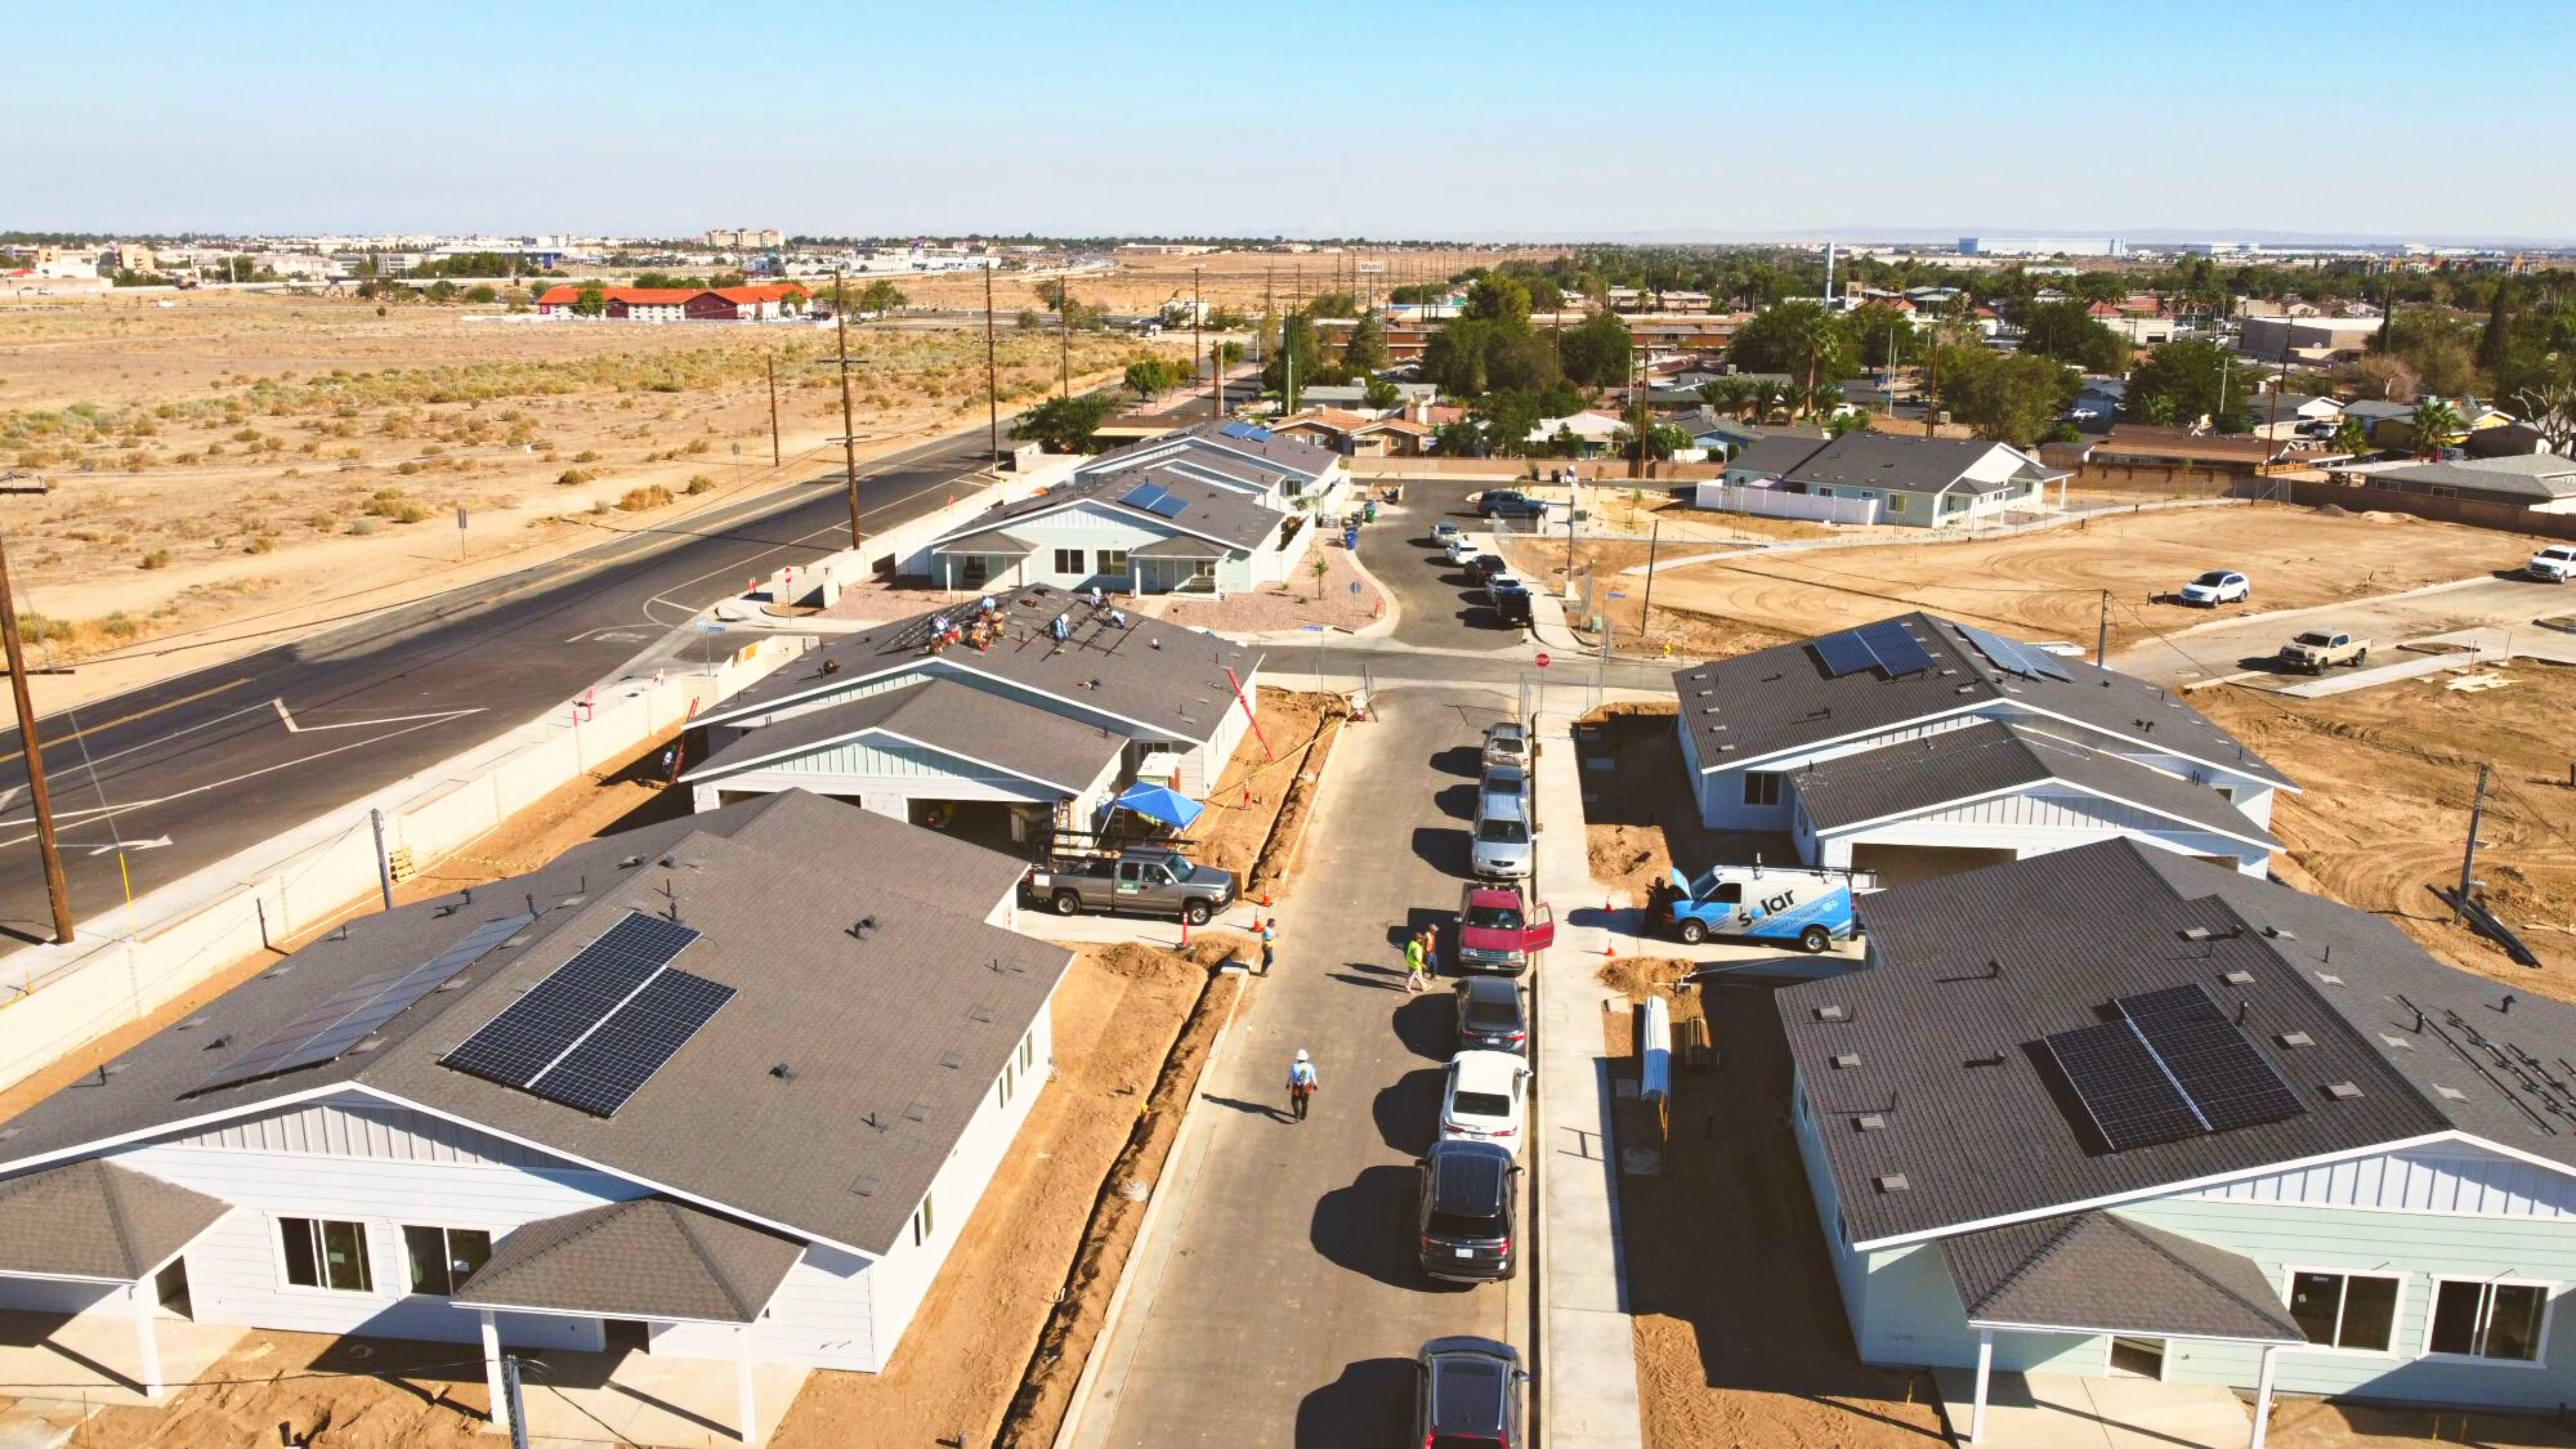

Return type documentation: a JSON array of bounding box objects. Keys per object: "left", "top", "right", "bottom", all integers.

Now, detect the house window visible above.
[
  {"left": 1741, "top": 771, "right": 1781, "bottom": 807},
  {"left": 2288, "top": 1270, "right": 2400, "bottom": 1351},
  {"left": 1019, "top": 1030, "right": 1036, "bottom": 1072},
  {"left": 998, "top": 1057, "right": 1016, "bottom": 1109},
  {"left": 402, "top": 1225, "right": 493, "bottom": 1297},
  {"left": 1052, "top": 548, "right": 1085, "bottom": 575},
  {"left": 1886, "top": 494, "right": 1907, "bottom": 514},
  {"left": 911, "top": 1194, "right": 935, "bottom": 1248},
  {"left": 280, "top": 1217, "right": 374, "bottom": 1293},
  {"left": 2426, "top": 1278, "right": 2550, "bottom": 1362},
  {"left": 1097, "top": 548, "right": 1129, "bottom": 574},
  {"left": 960, "top": 556, "right": 989, "bottom": 587},
  {"left": 2213, "top": 785, "right": 2237, "bottom": 802}
]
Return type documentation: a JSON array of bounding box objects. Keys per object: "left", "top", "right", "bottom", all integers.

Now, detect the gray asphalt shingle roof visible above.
[
  {"left": 1723, "top": 433, "right": 1832, "bottom": 478},
  {"left": 698, "top": 584, "right": 1262, "bottom": 749},
  {"left": 1791, "top": 720, "right": 2276, "bottom": 847},
  {"left": 453, "top": 1196, "right": 804, "bottom": 1323},
  {"left": 2372, "top": 455, "right": 2576, "bottom": 501},
  {"left": 1672, "top": 612, "right": 2290, "bottom": 790},
  {"left": 0, "top": 791, "right": 1071, "bottom": 1258},
  {"left": 0, "top": 1159, "right": 231, "bottom": 1281},
  {"left": 932, "top": 468, "right": 1288, "bottom": 553},
  {"left": 1941, "top": 1211, "right": 2304, "bottom": 1341},
  {"left": 685, "top": 677, "right": 1123, "bottom": 794},
  {"left": 939, "top": 527, "right": 1038, "bottom": 557},
  {"left": 1780, "top": 433, "right": 2058, "bottom": 493},
  {"left": 1778, "top": 840, "right": 2545, "bottom": 1248}
]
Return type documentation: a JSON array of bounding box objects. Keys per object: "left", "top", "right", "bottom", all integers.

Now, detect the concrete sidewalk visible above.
[
  {"left": 1528, "top": 711, "right": 1645, "bottom": 1449},
  {"left": 1931, "top": 1368, "right": 2253, "bottom": 1449}
]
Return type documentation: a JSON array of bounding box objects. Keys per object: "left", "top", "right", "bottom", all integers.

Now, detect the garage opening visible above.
[
  {"left": 908, "top": 799, "right": 1045, "bottom": 857},
  {"left": 1848, "top": 843, "right": 2019, "bottom": 887}
]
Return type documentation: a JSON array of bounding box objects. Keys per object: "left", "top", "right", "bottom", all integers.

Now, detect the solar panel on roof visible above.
[
  {"left": 1145, "top": 491, "right": 1189, "bottom": 518},
  {"left": 1216, "top": 421, "right": 1256, "bottom": 438},
  {"left": 1957, "top": 623, "right": 2073, "bottom": 683},
  {"left": 2044, "top": 1020, "right": 2206, "bottom": 1151},
  {"left": 193, "top": 912, "right": 537, "bottom": 1095},
  {"left": 1855, "top": 619, "right": 1936, "bottom": 676},
  {"left": 1119, "top": 481, "right": 1172, "bottom": 513},
  {"left": 526, "top": 970, "right": 735, "bottom": 1117},
  {"left": 441, "top": 913, "right": 701, "bottom": 1099},
  {"left": 1811, "top": 630, "right": 1880, "bottom": 678},
  {"left": 2117, "top": 984, "right": 2306, "bottom": 1133}
]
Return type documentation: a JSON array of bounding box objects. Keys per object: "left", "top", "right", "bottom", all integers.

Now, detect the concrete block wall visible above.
[{"left": 0, "top": 635, "right": 812, "bottom": 1093}]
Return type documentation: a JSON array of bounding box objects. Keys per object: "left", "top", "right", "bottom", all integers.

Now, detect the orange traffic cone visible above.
[
  {"left": 1261, "top": 891, "right": 1274, "bottom": 909},
  {"left": 1604, "top": 939, "right": 1618, "bottom": 959}
]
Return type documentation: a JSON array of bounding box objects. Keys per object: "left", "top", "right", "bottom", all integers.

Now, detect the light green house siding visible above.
[
  {"left": 1857, "top": 1241, "right": 2104, "bottom": 1373},
  {"left": 2118, "top": 1195, "right": 2576, "bottom": 1409},
  {"left": 727, "top": 736, "right": 1062, "bottom": 799}
]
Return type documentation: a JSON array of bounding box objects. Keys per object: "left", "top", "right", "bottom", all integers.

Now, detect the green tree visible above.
[
  {"left": 1930, "top": 346, "right": 2077, "bottom": 447},
  {"left": 2329, "top": 416, "right": 2372, "bottom": 456},
  {"left": 463, "top": 283, "right": 499, "bottom": 304},
  {"left": 1846, "top": 303, "right": 1916, "bottom": 371},
  {"left": 1730, "top": 301, "right": 1855, "bottom": 406},
  {"left": 2018, "top": 299, "right": 2129, "bottom": 373},
  {"left": 1343, "top": 311, "right": 1389, "bottom": 372},
  {"left": 2407, "top": 399, "right": 2463, "bottom": 459},
  {"left": 2477, "top": 281, "right": 2515, "bottom": 376},
  {"left": 1558, "top": 312, "right": 1633, "bottom": 389},
  {"left": 1432, "top": 418, "right": 1483, "bottom": 457},
  {"left": 858, "top": 279, "right": 907, "bottom": 316},
  {"left": 1010, "top": 394, "right": 1115, "bottom": 453},
  {"left": 1827, "top": 411, "right": 1871, "bottom": 438},
  {"left": 1462, "top": 275, "right": 1532, "bottom": 327},
  {"left": 1124, "top": 358, "right": 1172, "bottom": 401},
  {"left": 1612, "top": 406, "right": 1690, "bottom": 460},
  {"left": 1363, "top": 377, "right": 1402, "bottom": 411},
  {"left": 2126, "top": 338, "right": 2255, "bottom": 428},
  {"left": 1697, "top": 376, "right": 1757, "bottom": 419},
  {"left": 425, "top": 280, "right": 458, "bottom": 303},
  {"left": 570, "top": 285, "right": 607, "bottom": 318},
  {"left": 1215, "top": 340, "right": 1245, "bottom": 367}
]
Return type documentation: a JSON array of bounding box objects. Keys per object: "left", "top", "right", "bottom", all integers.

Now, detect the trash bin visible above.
[
  {"left": 1343, "top": 528, "right": 1359, "bottom": 550},
  {"left": 1363, "top": 501, "right": 1377, "bottom": 523}
]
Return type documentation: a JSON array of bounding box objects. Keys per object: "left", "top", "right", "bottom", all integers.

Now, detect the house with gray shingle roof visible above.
[
  {"left": 0, "top": 790, "right": 1072, "bottom": 1438},
  {"left": 1781, "top": 839, "right": 2576, "bottom": 1419},
  {"left": 1715, "top": 431, "right": 2067, "bottom": 528},
  {"left": 916, "top": 462, "right": 1309, "bottom": 597},
  {"left": 1672, "top": 613, "right": 2288, "bottom": 885}
]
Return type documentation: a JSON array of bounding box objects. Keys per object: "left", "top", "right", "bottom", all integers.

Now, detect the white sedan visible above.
[
  {"left": 2178, "top": 570, "right": 2250, "bottom": 606},
  {"left": 1441, "top": 1050, "right": 1531, "bottom": 1153}
]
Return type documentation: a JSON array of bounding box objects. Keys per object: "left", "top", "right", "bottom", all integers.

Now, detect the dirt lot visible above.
[
  {"left": 2196, "top": 668, "right": 2576, "bottom": 992},
  {"left": 2264, "top": 1398, "right": 2576, "bottom": 1448},
  {"left": 0, "top": 290, "right": 1166, "bottom": 707},
  {"left": 1184, "top": 687, "right": 1350, "bottom": 899},
  {"left": 1577, "top": 706, "right": 1729, "bottom": 906},
  {"left": 890, "top": 246, "right": 1567, "bottom": 317},
  {"left": 1601, "top": 959, "right": 1948, "bottom": 1449},
  {"left": 1626, "top": 504, "right": 2551, "bottom": 654}
]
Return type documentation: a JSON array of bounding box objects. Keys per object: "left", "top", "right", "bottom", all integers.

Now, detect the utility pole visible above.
[
  {"left": 832, "top": 269, "right": 862, "bottom": 551},
  {"left": 983, "top": 260, "right": 1000, "bottom": 463},
  {"left": 1630, "top": 341, "right": 1648, "bottom": 481},
  {"left": 369, "top": 807, "right": 395, "bottom": 911},
  {"left": 1262, "top": 263, "right": 1274, "bottom": 365},
  {"left": 1058, "top": 271, "right": 1071, "bottom": 400},
  {"left": 1194, "top": 264, "right": 1206, "bottom": 420},
  {"left": 2455, "top": 763, "right": 2491, "bottom": 919},
  {"left": 765, "top": 355, "right": 781, "bottom": 468},
  {"left": 1637, "top": 514, "right": 1663, "bottom": 639},
  {"left": 0, "top": 530, "right": 72, "bottom": 944},
  {"left": 2095, "top": 589, "right": 2111, "bottom": 666}
]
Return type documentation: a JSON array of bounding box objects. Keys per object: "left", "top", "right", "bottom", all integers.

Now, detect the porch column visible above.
[
  {"left": 479, "top": 1310, "right": 510, "bottom": 1437},
  {"left": 2247, "top": 1343, "right": 2280, "bottom": 1449},
  {"left": 736, "top": 1323, "right": 761, "bottom": 1443},
  {"left": 127, "top": 1281, "right": 163, "bottom": 1400},
  {"left": 1968, "top": 1325, "right": 1993, "bottom": 1444}
]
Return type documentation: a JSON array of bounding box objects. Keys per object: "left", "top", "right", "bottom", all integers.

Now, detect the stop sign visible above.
[{"left": 1534, "top": 652, "right": 1550, "bottom": 669}]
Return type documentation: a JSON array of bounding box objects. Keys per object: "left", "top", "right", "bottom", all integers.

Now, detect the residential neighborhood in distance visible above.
[{"left": 4, "top": 6, "right": 2575, "bottom": 1448}]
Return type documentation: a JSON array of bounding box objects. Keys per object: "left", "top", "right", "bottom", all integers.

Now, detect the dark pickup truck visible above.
[{"left": 1024, "top": 848, "right": 1237, "bottom": 924}]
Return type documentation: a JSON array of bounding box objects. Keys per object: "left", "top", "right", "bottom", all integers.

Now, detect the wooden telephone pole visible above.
[
  {"left": 831, "top": 269, "right": 862, "bottom": 551},
  {"left": 764, "top": 356, "right": 781, "bottom": 469},
  {"left": 984, "top": 261, "right": 1001, "bottom": 463},
  {"left": 0, "top": 531, "right": 74, "bottom": 943}
]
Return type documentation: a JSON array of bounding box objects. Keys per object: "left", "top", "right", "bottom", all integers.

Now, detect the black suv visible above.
[
  {"left": 1454, "top": 975, "right": 1528, "bottom": 1053},
  {"left": 1416, "top": 1140, "right": 1520, "bottom": 1283},
  {"left": 1414, "top": 1335, "right": 1529, "bottom": 1447},
  {"left": 1489, "top": 579, "right": 1531, "bottom": 625},
  {"left": 1476, "top": 491, "right": 1548, "bottom": 521},
  {"left": 1465, "top": 552, "right": 1508, "bottom": 581}
]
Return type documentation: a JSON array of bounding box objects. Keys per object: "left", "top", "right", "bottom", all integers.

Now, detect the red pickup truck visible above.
[{"left": 1456, "top": 883, "right": 1555, "bottom": 977}]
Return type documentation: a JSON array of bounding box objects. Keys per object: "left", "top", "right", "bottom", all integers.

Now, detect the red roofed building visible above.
[{"left": 537, "top": 283, "right": 807, "bottom": 322}]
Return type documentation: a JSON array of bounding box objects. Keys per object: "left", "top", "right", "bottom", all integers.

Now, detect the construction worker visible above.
[
  {"left": 1403, "top": 933, "right": 1429, "bottom": 993},
  {"left": 1286, "top": 1049, "right": 1318, "bottom": 1121},
  {"left": 1418, "top": 926, "right": 1440, "bottom": 980}
]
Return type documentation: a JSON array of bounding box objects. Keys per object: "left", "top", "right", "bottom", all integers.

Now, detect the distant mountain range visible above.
[{"left": 1450, "top": 225, "right": 2576, "bottom": 250}]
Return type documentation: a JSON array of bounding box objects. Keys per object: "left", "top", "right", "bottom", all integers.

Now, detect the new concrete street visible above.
[
  {"left": 0, "top": 424, "right": 999, "bottom": 941},
  {"left": 1084, "top": 686, "right": 1535, "bottom": 1447},
  {"left": 2108, "top": 573, "right": 2568, "bottom": 686}
]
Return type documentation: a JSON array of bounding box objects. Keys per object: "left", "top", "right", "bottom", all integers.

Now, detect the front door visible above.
[
  {"left": 153, "top": 1258, "right": 192, "bottom": 1316},
  {"left": 2107, "top": 1335, "right": 2165, "bottom": 1379}
]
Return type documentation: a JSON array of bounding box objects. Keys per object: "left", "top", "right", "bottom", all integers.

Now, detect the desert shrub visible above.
[
  {"left": 617, "top": 485, "right": 673, "bottom": 511},
  {"left": 346, "top": 518, "right": 377, "bottom": 536},
  {"left": 138, "top": 549, "right": 171, "bottom": 569},
  {"left": 100, "top": 612, "right": 137, "bottom": 639},
  {"left": 557, "top": 467, "right": 594, "bottom": 486},
  {"left": 685, "top": 474, "right": 714, "bottom": 495},
  {"left": 244, "top": 536, "right": 275, "bottom": 554},
  {"left": 573, "top": 449, "right": 601, "bottom": 463}
]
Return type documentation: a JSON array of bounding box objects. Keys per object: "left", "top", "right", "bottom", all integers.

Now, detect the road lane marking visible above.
[
  {"left": 273, "top": 699, "right": 487, "bottom": 734},
  {"left": 0, "top": 677, "right": 253, "bottom": 767}
]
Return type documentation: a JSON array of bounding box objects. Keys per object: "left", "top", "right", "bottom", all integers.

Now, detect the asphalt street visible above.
[
  {"left": 1093, "top": 685, "right": 1535, "bottom": 1447},
  {"left": 0, "top": 424, "right": 1001, "bottom": 942}
]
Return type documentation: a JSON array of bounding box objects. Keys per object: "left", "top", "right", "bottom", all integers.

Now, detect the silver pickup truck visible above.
[{"left": 1026, "top": 848, "right": 1237, "bottom": 924}]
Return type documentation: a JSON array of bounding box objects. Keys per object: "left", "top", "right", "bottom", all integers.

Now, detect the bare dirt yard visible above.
[
  {"left": 1497, "top": 537, "right": 1799, "bottom": 660},
  {"left": 2195, "top": 667, "right": 2576, "bottom": 994},
  {"left": 892, "top": 246, "right": 1568, "bottom": 318},
  {"left": 1184, "top": 687, "right": 1350, "bottom": 901},
  {"left": 1626, "top": 504, "right": 2551, "bottom": 654},
  {"left": 0, "top": 290, "right": 1168, "bottom": 708},
  {"left": 1601, "top": 958, "right": 1949, "bottom": 1449},
  {"left": 1575, "top": 705, "right": 1725, "bottom": 906}
]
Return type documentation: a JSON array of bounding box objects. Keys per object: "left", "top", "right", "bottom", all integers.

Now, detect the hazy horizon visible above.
[{"left": 10, "top": 0, "right": 2573, "bottom": 244}]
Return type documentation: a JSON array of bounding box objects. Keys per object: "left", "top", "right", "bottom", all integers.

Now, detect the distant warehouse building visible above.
[
  {"left": 1959, "top": 236, "right": 2126, "bottom": 258},
  {"left": 536, "top": 283, "right": 806, "bottom": 321}
]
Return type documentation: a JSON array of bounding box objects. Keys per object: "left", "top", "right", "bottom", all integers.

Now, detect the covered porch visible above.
[
  {"left": 453, "top": 1197, "right": 811, "bottom": 1445},
  {"left": 932, "top": 526, "right": 1036, "bottom": 594},
  {"left": 1128, "top": 534, "right": 1228, "bottom": 595},
  {"left": 0, "top": 1158, "right": 238, "bottom": 1403},
  {"left": 1941, "top": 1211, "right": 2307, "bottom": 1449}
]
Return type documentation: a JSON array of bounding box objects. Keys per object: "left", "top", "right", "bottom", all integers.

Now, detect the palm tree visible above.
[
  {"left": 1746, "top": 380, "right": 1790, "bottom": 423},
  {"left": 1795, "top": 369, "right": 1845, "bottom": 422},
  {"left": 2329, "top": 416, "right": 2372, "bottom": 457},
  {"left": 1699, "top": 377, "right": 1756, "bottom": 419},
  {"left": 2407, "top": 399, "right": 2463, "bottom": 460}
]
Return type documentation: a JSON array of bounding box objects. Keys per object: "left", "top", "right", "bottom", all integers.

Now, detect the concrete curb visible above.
[{"left": 2155, "top": 572, "right": 2506, "bottom": 639}]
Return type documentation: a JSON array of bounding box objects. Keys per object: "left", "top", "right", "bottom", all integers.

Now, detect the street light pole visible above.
[{"left": 833, "top": 268, "right": 862, "bottom": 552}]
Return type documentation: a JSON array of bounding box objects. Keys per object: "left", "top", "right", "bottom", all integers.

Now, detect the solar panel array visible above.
[
  {"left": 441, "top": 913, "right": 734, "bottom": 1118},
  {"left": 1213, "top": 421, "right": 1274, "bottom": 442},
  {"left": 2044, "top": 982, "right": 2307, "bottom": 1151},
  {"left": 1809, "top": 619, "right": 1937, "bottom": 679},
  {"left": 1118, "top": 481, "right": 1192, "bottom": 519},
  {"left": 193, "top": 912, "right": 536, "bottom": 1095},
  {"left": 1956, "top": 622, "right": 2073, "bottom": 682}
]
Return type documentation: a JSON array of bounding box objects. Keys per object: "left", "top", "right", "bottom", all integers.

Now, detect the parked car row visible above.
[{"left": 1429, "top": 525, "right": 1532, "bottom": 626}]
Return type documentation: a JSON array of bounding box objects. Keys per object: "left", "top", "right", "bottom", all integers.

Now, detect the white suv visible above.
[
  {"left": 1440, "top": 1050, "right": 1531, "bottom": 1153},
  {"left": 2179, "top": 570, "right": 2250, "bottom": 606},
  {"left": 2527, "top": 546, "right": 2576, "bottom": 583}
]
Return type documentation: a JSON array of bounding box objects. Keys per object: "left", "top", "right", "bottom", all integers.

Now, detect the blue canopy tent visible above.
[{"left": 1111, "top": 782, "right": 1204, "bottom": 831}]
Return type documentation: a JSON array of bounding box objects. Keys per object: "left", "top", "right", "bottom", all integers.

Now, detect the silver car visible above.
[
  {"left": 1471, "top": 794, "right": 1534, "bottom": 879},
  {"left": 1480, "top": 721, "right": 1528, "bottom": 773}
]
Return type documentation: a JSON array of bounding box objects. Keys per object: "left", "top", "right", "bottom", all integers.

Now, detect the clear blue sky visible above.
[{"left": 8, "top": 0, "right": 2573, "bottom": 241}]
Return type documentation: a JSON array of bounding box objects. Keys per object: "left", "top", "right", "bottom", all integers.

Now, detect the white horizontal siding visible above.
[
  {"left": 2191, "top": 1144, "right": 2576, "bottom": 1220},
  {"left": 649, "top": 1243, "right": 875, "bottom": 1371},
  {"left": 167, "top": 1095, "right": 557, "bottom": 1169}
]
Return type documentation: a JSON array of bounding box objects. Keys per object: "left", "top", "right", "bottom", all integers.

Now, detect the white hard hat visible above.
[{"left": 1295, "top": 1049, "right": 1309, "bottom": 1062}]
